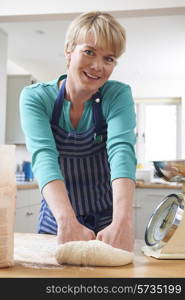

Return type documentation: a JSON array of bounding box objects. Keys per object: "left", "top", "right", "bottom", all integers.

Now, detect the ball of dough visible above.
[{"left": 55, "top": 240, "right": 134, "bottom": 266}]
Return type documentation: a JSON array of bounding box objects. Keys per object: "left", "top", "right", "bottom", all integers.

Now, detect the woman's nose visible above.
[{"left": 90, "top": 57, "right": 103, "bottom": 71}]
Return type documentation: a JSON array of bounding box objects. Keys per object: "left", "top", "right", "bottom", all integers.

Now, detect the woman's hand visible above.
[
  {"left": 96, "top": 219, "right": 134, "bottom": 252},
  {"left": 98, "top": 178, "right": 135, "bottom": 251},
  {"left": 57, "top": 215, "right": 96, "bottom": 245},
  {"left": 42, "top": 180, "right": 96, "bottom": 244}
]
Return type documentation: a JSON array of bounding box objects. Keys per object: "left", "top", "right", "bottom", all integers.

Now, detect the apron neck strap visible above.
[
  {"left": 51, "top": 78, "right": 66, "bottom": 125},
  {"left": 92, "top": 92, "right": 104, "bottom": 135}
]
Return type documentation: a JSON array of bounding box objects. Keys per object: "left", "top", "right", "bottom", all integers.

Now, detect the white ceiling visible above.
[{"left": 0, "top": 9, "right": 185, "bottom": 84}]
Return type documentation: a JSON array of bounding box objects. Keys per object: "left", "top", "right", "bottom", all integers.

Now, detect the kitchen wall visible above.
[
  {"left": 112, "top": 14, "right": 185, "bottom": 98},
  {"left": 0, "top": 29, "right": 8, "bottom": 144}
]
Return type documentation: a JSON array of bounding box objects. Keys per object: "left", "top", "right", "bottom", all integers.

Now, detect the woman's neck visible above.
[{"left": 59, "top": 78, "right": 96, "bottom": 108}]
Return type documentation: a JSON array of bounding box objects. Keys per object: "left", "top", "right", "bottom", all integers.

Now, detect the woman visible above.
[{"left": 20, "top": 11, "right": 137, "bottom": 252}]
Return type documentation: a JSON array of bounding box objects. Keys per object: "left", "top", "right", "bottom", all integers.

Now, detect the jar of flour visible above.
[{"left": 0, "top": 145, "right": 16, "bottom": 267}]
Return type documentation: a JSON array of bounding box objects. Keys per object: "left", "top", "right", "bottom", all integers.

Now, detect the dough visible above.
[{"left": 55, "top": 240, "right": 134, "bottom": 266}]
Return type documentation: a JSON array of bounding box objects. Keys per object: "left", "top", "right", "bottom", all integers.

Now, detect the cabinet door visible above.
[
  {"left": 14, "top": 204, "right": 40, "bottom": 233},
  {"left": 15, "top": 188, "right": 41, "bottom": 233},
  {"left": 5, "top": 75, "right": 34, "bottom": 144}
]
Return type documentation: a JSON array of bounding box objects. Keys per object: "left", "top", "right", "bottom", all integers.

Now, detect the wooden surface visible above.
[
  {"left": 136, "top": 181, "right": 182, "bottom": 189},
  {"left": 0, "top": 233, "right": 185, "bottom": 278},
  {"left": 17, "top": 182, "right": 38, "bottom": 190}
]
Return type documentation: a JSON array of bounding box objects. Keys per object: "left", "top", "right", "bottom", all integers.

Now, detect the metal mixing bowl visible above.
[{"left": 153, "top": 160, "right": 185, "bottom": 183}]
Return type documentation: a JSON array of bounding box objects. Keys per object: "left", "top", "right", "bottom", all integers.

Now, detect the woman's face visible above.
[{"left": 66, "top": 33, "right": 117, "bottom": 94}]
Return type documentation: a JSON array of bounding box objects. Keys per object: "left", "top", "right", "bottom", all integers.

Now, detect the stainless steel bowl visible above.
[{"left": 153, "top": 160, "right": 185, "bottom": 183}]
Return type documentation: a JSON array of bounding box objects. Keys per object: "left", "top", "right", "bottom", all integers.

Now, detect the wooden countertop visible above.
[
  {"left": 0, "top": 234, "right": 185, "bottom": 278},
  {"left": 17, "top": 182, "right": 38, "bottom": 190},
  {"left": 136, "top": 181, "right": 182, "bottom": 189}
]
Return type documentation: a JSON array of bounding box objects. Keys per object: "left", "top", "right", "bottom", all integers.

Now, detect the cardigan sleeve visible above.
[
  {"left": 19, "top": 84, "right": 64, "bottom": 191},
  {"left": 102, "top": 81, "right": 137, "bottom": 182}
]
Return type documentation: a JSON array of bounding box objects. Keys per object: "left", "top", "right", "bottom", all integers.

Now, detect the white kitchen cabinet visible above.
[
  {"left": 5, "top": 74, "right": 37, "bottom": 144},
  {"left": 134, "top": 187, "right": 181, "bottom": 239},
  {"left": 15, "top": 188, "right": 42, "bottom": 233}
]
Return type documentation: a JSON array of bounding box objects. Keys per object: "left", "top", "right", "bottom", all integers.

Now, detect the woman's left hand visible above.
[{"left": 96, "top": 220, "right": 134, "bottom": 252}]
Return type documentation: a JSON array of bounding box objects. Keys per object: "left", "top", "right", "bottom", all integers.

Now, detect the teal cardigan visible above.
[{"left": 20, "top": 74, "right": 137, "bottom": 191}]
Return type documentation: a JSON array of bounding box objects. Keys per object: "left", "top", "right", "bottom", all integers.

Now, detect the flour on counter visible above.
[{"left": 14, "top": 233, "right": 61, "bottom": 268}]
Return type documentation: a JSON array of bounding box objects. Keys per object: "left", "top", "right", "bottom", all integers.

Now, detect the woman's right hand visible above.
[
  {"left": 42, "top": 181, "right": 95, "bottom": 244},
  {"left": 56, "top": 215, "right": 96, "bottom": 245}
]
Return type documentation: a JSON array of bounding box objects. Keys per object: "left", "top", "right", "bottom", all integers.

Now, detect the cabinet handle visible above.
[
  {"left": 26, "top": 212, "right": 33, "bottom": 216},
  {"left": 133, "top": 205, "right": 142, "bottom": 208}
]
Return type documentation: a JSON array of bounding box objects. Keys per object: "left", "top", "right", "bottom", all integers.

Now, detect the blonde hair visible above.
[{"left": 64, "top": 11, "right": 126, "bottom": 58}]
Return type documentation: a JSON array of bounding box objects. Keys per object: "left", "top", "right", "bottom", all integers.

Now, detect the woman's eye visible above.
[
  {"left": 84, "top": 50, "right": 94, "bottom": 56},
  {"left": 105, "top": 57, "right": 114, "bottom": 63}
]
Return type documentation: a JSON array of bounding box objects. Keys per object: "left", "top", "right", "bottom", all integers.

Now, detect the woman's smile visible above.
[{"left": 83, "top": 71, "right": 101, "bottom": 80}]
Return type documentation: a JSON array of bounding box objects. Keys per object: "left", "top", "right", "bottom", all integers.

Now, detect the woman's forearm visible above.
[
  {"left": 112, "top": 178, "right": 135, "bottom": 224},
  {"left": 42, "top": 179, "right": 76, "bottom": 224},
  {"left": 42, "top": 179, "right": 96, "bottom": 243}
]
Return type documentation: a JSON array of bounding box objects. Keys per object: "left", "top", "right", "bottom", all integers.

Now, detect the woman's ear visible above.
[
  {"left": 64, "top": 50, "right": 71, "bottom": 59},
  {"left": 64, "top": 50, "right": 71, "bottom": 68}
]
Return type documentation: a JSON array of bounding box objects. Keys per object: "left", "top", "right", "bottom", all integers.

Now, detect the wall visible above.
[
  {"left": 111, "top": 15, "right": 185, "bottom": 98},
  {"left": 0, "top": 29, "right": 8, "bottom": 144},
  {"left": 7, "top": 60, "right": 30, "bottom": 75}
]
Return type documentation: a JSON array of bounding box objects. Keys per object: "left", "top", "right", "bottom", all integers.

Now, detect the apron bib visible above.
[{"left": 38, "top": 79, "right": 113, "bottom": 234}]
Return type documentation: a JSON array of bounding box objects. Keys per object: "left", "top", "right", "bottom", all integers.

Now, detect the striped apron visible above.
[{"left": 38, "top": 79, "right": 113, "bottom": 234}]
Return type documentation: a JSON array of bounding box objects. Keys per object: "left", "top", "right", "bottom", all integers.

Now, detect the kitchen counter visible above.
[
  {"left": 17, "top": 181, "right": 38, "bottom": 190},
  {"left": 136, "top": 181, "right": 182, "bottom": 189},
  {"left": 0, "top": 233, "right": 185, "bottom": 278}
]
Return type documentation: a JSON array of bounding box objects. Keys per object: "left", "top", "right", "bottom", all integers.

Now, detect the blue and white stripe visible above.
[{"left": 38, "top": 79, "right": 113, "bottom": 234}]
